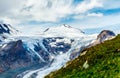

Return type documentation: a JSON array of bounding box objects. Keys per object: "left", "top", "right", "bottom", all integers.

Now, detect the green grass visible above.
[{"left": 45, "top": 34, "right": 120, "bottom": 78}]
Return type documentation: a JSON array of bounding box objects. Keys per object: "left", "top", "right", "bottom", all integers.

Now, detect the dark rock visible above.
[
  {"left": 97, "top": 30, "right": 115, "bottom": 43},
  {"left": 0, "top": 24, "right": 10, "bottom": 34},
  {"left": 0, "top": 23, "right": 20, "bottom": 42},
  {"left": 0, "top": 40, "right": 39, "bottom": 72},
  {"left": 42, "top": 37, "right": 73, "bottom": 55},
  {"left": 88, "top": 30, "right": 116, "bottom": 47},
  {"left": 33, "top": 43, "right": 50, "bottom": 62}
]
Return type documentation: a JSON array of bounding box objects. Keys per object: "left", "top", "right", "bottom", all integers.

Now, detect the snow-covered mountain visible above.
[
  {"left": 0, "top": 23, "right": 20, "bottom": 42},
  {"left": 0, "top": 23, "right": 19, "bottom": 35},
  {"left": 33, "top": 24, "right": 84, "bottom": 38},
  {"left": 1, "top": 24, "right": 115, "bottom": 78}
]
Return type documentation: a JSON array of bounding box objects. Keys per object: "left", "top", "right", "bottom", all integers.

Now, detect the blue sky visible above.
[{"left": 0, "top": 0, "right": 120, "bottom": 29}]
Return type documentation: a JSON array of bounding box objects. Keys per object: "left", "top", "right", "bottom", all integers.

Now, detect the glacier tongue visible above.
[
  {"left": 22, "top": 52, "right": 70, "bottom": 78},
  {"left": 19, "top": 34, "right": 97, "bottom": 78}
]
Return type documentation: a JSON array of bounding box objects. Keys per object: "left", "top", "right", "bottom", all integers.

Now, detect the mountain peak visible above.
[
  {"left": 97, "top": 30, "right": 116, "bottom": 42},
  {"left": 0, "top": 23, "right": 19, "bottom": 35},
  {"left": 88, "top": 30, "right": 116, "bottom": 47},
  {"left": 0, "top": 23, "right": 21, "bottom": 41},
  {"left": 0, "top": 24, "right": 11, "bottom": 34},
  {"left": 62, "top": 24, "right": 72, "bottom": 28},
  {"left": 43, "top": 24, "right": 84, "bottom": 38}
]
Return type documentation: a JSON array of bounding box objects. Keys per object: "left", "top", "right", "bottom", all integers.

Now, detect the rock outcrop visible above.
[
  {"left": 97, "top": 30, "right": 115, "bottom": 42},
  {"left": 90, "top": 30, "right": 116, "bottom": 47}
]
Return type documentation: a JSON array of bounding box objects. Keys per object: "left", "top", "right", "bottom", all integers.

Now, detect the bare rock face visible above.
[
  {"left": 97, "top": 30, "right": 115, "bottom": 43},
  {"left": 90, "top": 30, "right": 116, "bottom": 47},
  {"left": 0, "top": 40, "right": 39, "bottom": 72}
]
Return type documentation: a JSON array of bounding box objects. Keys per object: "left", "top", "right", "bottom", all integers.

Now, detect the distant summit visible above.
[
  {"left": 0, "top": 23, "right": 20, "bottom": 41},
  {"left": 63, "top": 24, "right": 72, "bottom": 28},
  {"left": 43, "top": 24, "right": 84, "bottom": 38},
  {"left": 0, "top": 23, "right": 19, "bottom": 35}
]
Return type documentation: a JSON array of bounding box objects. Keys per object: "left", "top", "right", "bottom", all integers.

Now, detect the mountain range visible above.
[{"left": 0, "top": 23, "right": 116, "bottom": 78}]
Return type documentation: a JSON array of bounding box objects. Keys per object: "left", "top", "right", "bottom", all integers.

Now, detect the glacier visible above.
[{"left": 0, "top": 23, "right": 98, "bottom": 78}]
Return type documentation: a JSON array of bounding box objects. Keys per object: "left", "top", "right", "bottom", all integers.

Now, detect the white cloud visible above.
[
  {"left": 0, "top": 0, "right": 104, "bottom": 25},
  {"left": 70, "top": 12, "right": 120, "bottom": 29},
  {"left": 0, "top": 0, "right": 120, "bottom": 30},
  {"left": 20, "top": 0, "right": 74, "bottom": 22},
  {"left": 74, "top": 0, "right": 103, "bottom": 14},
  {"left": 0, "top": 17, "right": 20, "bottom": 25},
  {"left": 0, "top": 0, "right": 25, "bottom": 16}
]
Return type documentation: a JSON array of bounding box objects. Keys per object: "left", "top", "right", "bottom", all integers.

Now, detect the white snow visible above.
[
  {"left": 59, "top": 52, "right": 63, "bottom": 54},
  {"left": 1, "top": 44, "right": 7, "bottom": 49},
  {"left": 42, "top": 24, "right": 84, "bottom": 38}
]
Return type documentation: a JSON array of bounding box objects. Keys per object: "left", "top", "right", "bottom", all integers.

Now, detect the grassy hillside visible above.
[{"left": 45, "top": 34, "right": 120, "bottom": 78}]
